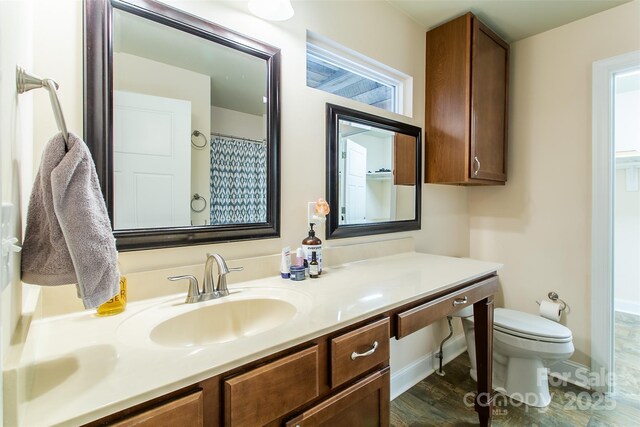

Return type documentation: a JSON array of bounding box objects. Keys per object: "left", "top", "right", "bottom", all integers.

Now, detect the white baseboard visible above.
[
  {"left": 549, "top": 360, "right": 594, "bottom": 390},
  {"left": 614, "top": 298, "right": 640, "bottom": 316},
  {"left": 390, "top": 334, "right": 467, "bottom": 400}
]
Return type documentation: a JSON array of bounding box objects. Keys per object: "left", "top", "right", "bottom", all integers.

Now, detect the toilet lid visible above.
[{"left": 494, "top": 308, "right": 572, "bottom": 343}]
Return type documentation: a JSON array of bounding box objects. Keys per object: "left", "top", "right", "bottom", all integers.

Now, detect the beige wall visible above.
[
  {"left": 28, "top": 0, "right": 470, "bottom": 275},
  {"left": 137, "top": 0, "right": 469, "bottom": 271},
  {"left": 24, "top": 0, "right": 469, "bottom": 392},
  {"left": 11, "top": 0, "right": 637, "bottom": 410},
  {"left": 211, "top": 106, "right": 265, "bottom": 141},
  {"left": 469, "top": 0, "right": 640, "bottom": 366}
]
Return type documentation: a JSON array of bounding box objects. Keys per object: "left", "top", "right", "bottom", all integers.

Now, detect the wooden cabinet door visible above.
[
  {"left": 224, "top": 346, "right": 319, "bottom": 426},
  {"left": 110, "top": 391, "right": 203, "bottom": 427},
  {"left": 285, "top": 368, "right": 390, "bottom": 427},
  {"left": 425, "top": 13, "right": 472, "bottom": 185},
  {"left": 425, "top": 12, "right": 508, "bottom": 185},
  {"left": 470, "top": 18, "right": 509, "bottom": 182},
  {"left": 393, "top": 133, "right": 416, "bottom": 186}
]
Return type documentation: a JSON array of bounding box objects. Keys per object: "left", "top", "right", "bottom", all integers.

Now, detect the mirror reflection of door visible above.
[
  {"left": 344, "top": 139, "right": 367, "bottom": 223},
  {"left": 113, "top": 91, "right": 191, "bottom": 229},
  {"left": 112, "top": 7, "right": 267, "bottom": 230},
  {"left": 327, "top": 104, "right": 421, "bottom": 238}
]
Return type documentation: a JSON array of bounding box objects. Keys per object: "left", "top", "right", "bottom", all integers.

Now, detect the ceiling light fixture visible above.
[{"left": 248, "top": 0, "right": 294, "bottom": 21}]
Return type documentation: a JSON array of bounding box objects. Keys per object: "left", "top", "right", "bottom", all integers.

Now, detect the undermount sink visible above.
[
  {"left": 151, "top": 298, "right": 296, "bottom": 347},
  {"left": 117, "top": 287, "right": 310, "bottom": 348}
]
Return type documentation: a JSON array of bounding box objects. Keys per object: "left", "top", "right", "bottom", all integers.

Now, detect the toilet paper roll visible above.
[{"left": 539, "top": 300, "right": 562, "bottom": 322}]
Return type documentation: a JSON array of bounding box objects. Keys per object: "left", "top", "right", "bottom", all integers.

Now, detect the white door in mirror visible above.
[
  {"left": 344, "top": 139, "right": 367, "bottom": 223},
  {"left": 113, "top": 91, "right": 191, "bottom": 229}
]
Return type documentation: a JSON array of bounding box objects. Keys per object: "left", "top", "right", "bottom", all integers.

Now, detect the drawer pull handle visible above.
[
  {"left": 351, "top": 341, "right": 379, "bottom": 360},
  {"left": 453, "top": 296, "right": 468, "bottom": 306}
]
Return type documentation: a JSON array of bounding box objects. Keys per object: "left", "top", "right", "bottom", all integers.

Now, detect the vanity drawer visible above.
[
  {"left": 224, "top": 346, "right": 319, "bottom": 426},
  {"left": 396, "top": 276, "right": 499, "bottom": 339},
  {"left": 331, "top": 318, "right": 390, "bottom": 388}
]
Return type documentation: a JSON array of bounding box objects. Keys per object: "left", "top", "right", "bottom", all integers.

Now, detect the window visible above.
[{"left": 306, "top": 32, "right": 412, "bottom": 116}]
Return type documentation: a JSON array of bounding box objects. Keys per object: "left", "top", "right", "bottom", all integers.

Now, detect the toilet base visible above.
[
  {"left": 467, "top": 358, "right": 552, "bottom": 408},
  {"left": 501, "top": 357, "right": 551, "bottom": 408}
]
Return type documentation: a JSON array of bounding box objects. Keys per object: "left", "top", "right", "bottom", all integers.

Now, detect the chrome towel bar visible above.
[{"left": 16, "top": 65, "right": 69, "bottom": 151}]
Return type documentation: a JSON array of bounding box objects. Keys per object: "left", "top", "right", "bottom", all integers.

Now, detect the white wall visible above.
[
  {"left": 114, "top": 52, "right": 211, "bottom": 226},
  {"left": 614, "top": 167, "right": 640, "bottom": 314},
  {"left": 469, "top": 0, "right": 640, "bottom": 367},
  {"left": 614, "top": 81, "right": 640, "bottom": 314},
  {"left": 0, "top": 1, "right": 35, "bottom": 425},
  {"left": 615, "top": 83, "right": 640, "bottom": 152}
]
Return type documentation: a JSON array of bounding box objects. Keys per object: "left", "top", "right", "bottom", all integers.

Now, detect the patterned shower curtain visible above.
[{"left": 210, "top": 136, "right": 267, "bottom": 224}]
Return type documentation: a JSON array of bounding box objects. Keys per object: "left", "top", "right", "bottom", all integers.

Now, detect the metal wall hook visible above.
[
  {"left": 16, "top": 65, "right": 69, "bottom": 150},
  {"left": 191, "top": 130, "right": 207, "bottom": 149},
  {"left": 191, "top": 193, "right": 207, "bottom": 213}
]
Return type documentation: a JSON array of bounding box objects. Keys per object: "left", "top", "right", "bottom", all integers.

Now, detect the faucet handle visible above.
[
  {"left": 167, "top": 275, "right": 200, "bottom": 304},
  {"left": 228, "top": 267, "right": 244, "bottom": 273}
]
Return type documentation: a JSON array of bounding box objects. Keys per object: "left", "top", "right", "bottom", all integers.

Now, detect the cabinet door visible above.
[
  {"left": 425, "top": 13, "right": 472, "bottom": 185},
  {"left": 224, "top": 346, "right": 319, "bottom": 426},
  {"left": 470, "top": 18, "right": 509, "bottom": 182},
  {"left": 110, "top": 391, "right": 203, "bottom": 427},
  {"left": 393, "top": 133, "right": 416, "bottom": 186},
  {"left": 286, "top": 368, "right": 390, "bottom": 427}
]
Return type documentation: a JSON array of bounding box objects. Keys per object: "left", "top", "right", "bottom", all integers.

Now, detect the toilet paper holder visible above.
[{"left": 536, "top": 291, "right": 567, "bottom": 311}]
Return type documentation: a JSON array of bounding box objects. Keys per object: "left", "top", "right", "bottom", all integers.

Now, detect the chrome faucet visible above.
[
  {"left": 168, "top": 253, "right": 243, "bottom": 303},
  {"left": 207, "top": 253, "right": 243, "bottom": 296},
  {"left": 167, "top": 275, "right": 201, "bottom": 303}
]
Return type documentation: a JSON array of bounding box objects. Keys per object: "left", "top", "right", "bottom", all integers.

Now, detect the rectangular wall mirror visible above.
[
  {"left": 84, "top": 0, "right": 280, "bottom": 250},
  {"left": 326, "top": 104, "right": 421, "bottom": 239}
]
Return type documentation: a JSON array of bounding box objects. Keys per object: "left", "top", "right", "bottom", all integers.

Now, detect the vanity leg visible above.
[{"left": 473, "top": 296, "right": 494, "bottom": 427}]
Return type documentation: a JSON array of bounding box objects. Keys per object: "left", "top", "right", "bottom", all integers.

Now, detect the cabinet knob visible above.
[{"left": 473, "top": 156, "right": 481, "bottom": 177}]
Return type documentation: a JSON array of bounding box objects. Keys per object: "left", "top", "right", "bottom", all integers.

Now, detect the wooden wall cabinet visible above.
[{"left": 425, "top": 12, "right": 509, "bottom": 185}]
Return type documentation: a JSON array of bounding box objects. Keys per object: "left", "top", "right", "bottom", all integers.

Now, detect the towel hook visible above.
[
  {"left": 16, "top": 65, "right": 69, "bottom": 151},
  {"left": 191, "top": 193, "right": 207, "bottom": 213}
]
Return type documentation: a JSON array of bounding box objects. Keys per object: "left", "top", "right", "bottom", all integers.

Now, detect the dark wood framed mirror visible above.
[
  {"left": 84, "top": 0, "right": 280, "bottom": 251},
  {"left": 326, "top": 103, "right": 421, "bottom": 239}
]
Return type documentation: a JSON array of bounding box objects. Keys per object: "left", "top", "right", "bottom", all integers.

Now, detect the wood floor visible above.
[
  {"left": 391, "top": 313, "right": 640, "bottom": 427},
  {"left": 614, "top": 311, "right": 640, "bottom": 406}
]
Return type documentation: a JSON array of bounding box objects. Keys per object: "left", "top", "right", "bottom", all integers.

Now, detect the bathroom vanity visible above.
[{"left": 4, "top": 252, "right": 501, "bottom": 426}]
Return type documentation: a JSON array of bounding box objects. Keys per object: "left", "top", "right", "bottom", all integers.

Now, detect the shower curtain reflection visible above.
[{"left": 210, "top": 136, "right": 267, "bottom": 224}]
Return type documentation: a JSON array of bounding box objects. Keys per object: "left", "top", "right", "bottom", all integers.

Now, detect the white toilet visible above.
[{"left": 453, "top": 306, "right": 574, "bottom": 407}]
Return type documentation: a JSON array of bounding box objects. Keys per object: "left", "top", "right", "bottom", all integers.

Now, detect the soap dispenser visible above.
[{"left": 302, "top": 223, "right": 322, "bottom": 274}]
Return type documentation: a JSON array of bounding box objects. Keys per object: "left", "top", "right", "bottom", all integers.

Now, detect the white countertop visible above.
[{"left": 5, "top": 252, "right": 501, "bottom": 426}]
